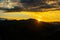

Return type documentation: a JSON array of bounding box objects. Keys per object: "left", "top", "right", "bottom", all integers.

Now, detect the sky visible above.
[
  {"left": 0, "top": 0, "right": 60, "bottom": 22},
  {"left": 0, "top": 10, "right": 60, "bottom": 22}
]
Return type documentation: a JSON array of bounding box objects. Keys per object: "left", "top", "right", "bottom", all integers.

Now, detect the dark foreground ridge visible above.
[{"left": 0, "top": 19, "right": 60, "bottom": 40}]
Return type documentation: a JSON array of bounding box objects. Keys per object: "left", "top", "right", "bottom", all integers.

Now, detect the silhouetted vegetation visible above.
[{"left": 0, "top": 19, "right": 60, "bottom": 40}]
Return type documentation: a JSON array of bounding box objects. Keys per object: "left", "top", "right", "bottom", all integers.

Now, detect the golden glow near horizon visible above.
[{"left": 0, "top": 10, "right": 60, "bottom": 22}]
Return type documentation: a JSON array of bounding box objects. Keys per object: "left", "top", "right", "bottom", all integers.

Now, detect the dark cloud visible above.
[
  {"left": 0, "top": 0, "right": 60, "bottom": 11},
  {"left": 18, "top": 0, "right": 60, "bottom": 11}
]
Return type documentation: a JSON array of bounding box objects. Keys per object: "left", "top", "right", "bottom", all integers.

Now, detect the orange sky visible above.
[{"left": 0, "top": 10, "right": 60, "bottom": 22}]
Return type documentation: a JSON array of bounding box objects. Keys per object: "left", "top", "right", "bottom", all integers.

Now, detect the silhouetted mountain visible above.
[{"left": 0, "top": 19, "right": 60, "bottom": 40}]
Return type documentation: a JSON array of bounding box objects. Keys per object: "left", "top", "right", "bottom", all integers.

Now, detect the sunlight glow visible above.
[
  {"left": 36, "top": 19, "right": 41, "bottom": 21},
  {"left": 0, "top": 10, "right": 60, "bottom": 22}
]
